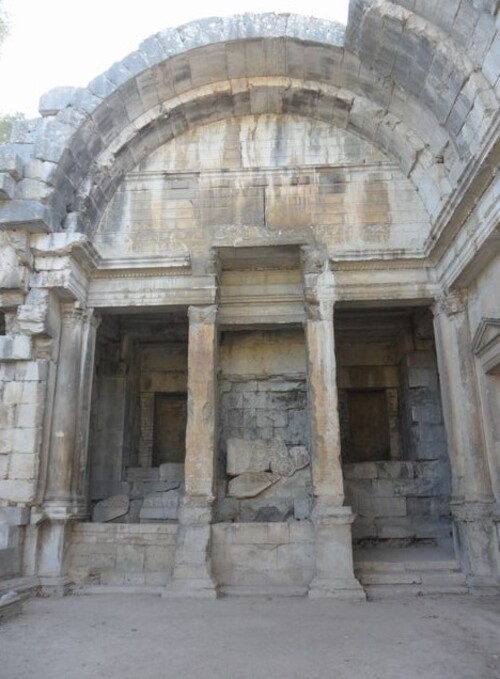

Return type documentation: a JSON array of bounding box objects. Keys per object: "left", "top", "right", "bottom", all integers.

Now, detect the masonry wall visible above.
[
  {"left": 96, "top": 115, "right": 430, "bottom": 258},
  {"left": 68, "top": 523, "right": 178, "bottom": 586},
  {"left": 217, "top": 329, "right": 311, "bottom": 522},
  {"left": 212, "top": 522, "right": 315, "bottom": 590}
]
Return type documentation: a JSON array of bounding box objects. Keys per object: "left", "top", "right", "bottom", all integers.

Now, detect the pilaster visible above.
[
  {"left": 164, "top": 304, "right": 219, "bottom": 598},
  {"left": 433, "top": 290, "right": 498, "bottom": 590},
  {"left": 302, "top": 248, "right": 365, "bottom": 600},
  {"left": 38, "top": 302, "right": 98, "bottom": 585}
]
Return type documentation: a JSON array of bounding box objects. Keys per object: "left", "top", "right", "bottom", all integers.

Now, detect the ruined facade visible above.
[{"left": 0, "top": 1, "right": 499, "bottom": 600}]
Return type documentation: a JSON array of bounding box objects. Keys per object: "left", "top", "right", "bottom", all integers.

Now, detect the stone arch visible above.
[{"left": 4, "top": 10, "right": 495, "bottom": 240}]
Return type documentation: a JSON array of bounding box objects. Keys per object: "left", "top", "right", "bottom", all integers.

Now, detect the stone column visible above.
[
  {"left": 38, "top": 302, "right": 93, "bottom": 587},
  {"left": 164, "top": 304, "right": 219, "bottom": 598},
  {"left": 433, "top": 291, "right": 498, "bottom": 590},
  {"left": 303, "top": 251, "right": 365, "bottom": 600}
]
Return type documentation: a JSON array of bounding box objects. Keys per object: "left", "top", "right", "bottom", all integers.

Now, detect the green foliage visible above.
[
  {"left": 0, "top": 1, "right": 23, "bottom": 143},
  {"left": 0, "top": 0, "right": 9, "bottom": 50},
  {"left": 0, "top": 112, "right": 24, "bottom": 143}
]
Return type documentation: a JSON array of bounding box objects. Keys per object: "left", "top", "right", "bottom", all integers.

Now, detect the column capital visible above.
[
  {"left": 433, "top": 289, "right": 468, "bottom": 318},
  {"left": 188, "top": 304, "right": 218, "bottom": 325}
]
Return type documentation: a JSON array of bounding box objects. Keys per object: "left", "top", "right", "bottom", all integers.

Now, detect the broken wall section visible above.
[{"left": 217, "top": 329, "right": 311, "bottom": 522}]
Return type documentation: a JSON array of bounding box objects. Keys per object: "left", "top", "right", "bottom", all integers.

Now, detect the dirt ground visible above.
[{"left": 1, "top": 593, "right": 499, "bottom": 679}]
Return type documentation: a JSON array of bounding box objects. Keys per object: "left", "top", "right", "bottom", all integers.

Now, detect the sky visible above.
[{"left": 0, "top": 0, "right": 349, "bottom": 118}]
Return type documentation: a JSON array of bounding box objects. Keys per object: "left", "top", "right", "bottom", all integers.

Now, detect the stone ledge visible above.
[{"left": 0, "top": 201, "right": 59, "bottom": 233}]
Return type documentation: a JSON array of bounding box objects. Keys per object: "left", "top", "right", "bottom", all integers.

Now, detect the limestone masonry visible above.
[{"left": 0, "top": 2, "right": 499, "bottom": 601}]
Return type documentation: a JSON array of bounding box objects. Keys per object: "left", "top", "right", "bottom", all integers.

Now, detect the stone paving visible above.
[{"left": 1, "top": 593, "right": 499, "bottom": 679}]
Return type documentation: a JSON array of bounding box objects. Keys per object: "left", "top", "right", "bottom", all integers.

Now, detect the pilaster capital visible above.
[
  {"left": 304, "top": 297, "right": 334, "bottom": 322},
  {"left": 60, "top": 301, "right": 88, "bottom": 325},
  {"left": 433, "top": 289, "right": 468, "bottom": 318},
  {"left": 303, "top": 255, "right": 336, "bottom": 322},
  {"left": 188, "top": 304, "right": 218, "bottom": 325}
]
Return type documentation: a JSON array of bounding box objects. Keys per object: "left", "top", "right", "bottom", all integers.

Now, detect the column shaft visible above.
[{"left": 44, "top": 303, "right": 86, "bottom": 511}]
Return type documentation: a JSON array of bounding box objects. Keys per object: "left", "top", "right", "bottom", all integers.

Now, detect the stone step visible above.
[
  {"left": 364, "top": 583, "right": 469, "bottom": 600},
  {"left": 358, "top": 570, "right": 466, "bottom": 587},
  {"left": 0, "top": 592, "right": 23, "bottom": 624},
  {"left": 0, "top": 576, "right": 39, "bottom": 598},
  {"left": 219, "top": 585, "right": 308, "bottom": 598},
  {"left": 70, "top": 584, "right": 163, "bottom": 596},
  {"left": 355, "top": 558, "right": 461, "bottom": 574}
]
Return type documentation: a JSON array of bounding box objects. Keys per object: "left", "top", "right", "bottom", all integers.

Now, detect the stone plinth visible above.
[{"left": 308, "top": 505, "right": 366, "bottom": 601}]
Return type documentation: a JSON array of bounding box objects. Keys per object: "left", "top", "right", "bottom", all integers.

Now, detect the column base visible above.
[
  {"left": 309, "top": 503, "right": 366, "bottom": 601},
  {"left": 308, "top": 577, "right": 366, "bottom": 601},
  {"left": 452, "top": 501, "right": 500, "bottom": 586},
  {"left": 38, "top": 575, "right": 72, "bottom": 597},
  {"left": 166, "top": 497, "right": 218, "bottom": 598}
]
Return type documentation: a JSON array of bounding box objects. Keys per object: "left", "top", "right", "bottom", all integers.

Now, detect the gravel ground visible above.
[{"left": 1, "top": 593, "right": 499, "bottom": 679}]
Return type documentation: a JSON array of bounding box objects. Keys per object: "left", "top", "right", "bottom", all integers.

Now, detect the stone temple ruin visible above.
[{"left": 0, "top": 2, "right": 499, "bottom": 603}]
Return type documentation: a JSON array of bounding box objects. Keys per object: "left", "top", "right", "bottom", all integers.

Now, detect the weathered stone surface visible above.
[
  {"left": 294, "top": 497, "right": 312, "bottom": 521},
  {"left": 38, "top": 87, "right": 80, "bottom": 117},
  {"left": 92, "top": 495, "right": 130, "bottom": 523},
  {"left": 227, "top": 438, "right": 271, "bottom": 476},
  {"left": 228, "top": 472, "right": 280, "bottom": 499},
  {"left": 270, "top": 444, "right": 310, "bottom": 477},
  {"left": 139, "top": 490, "right": 180, "bottom": 521},
  {"left": 159, "top": 463, "right": 185, "bottom": 483}
]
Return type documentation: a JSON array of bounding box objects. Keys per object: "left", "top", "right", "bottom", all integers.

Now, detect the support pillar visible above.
[
  {"left": 433, "top": 291, "right": 499, "bottom": 591},
  {"left": 303, "top": 250, "right": 365, "bottom": 600},
  {"left": 38, "top": 302, "right": 96, "bottom": 588},
  {"left": 164, "top": 304, "right": 219, "bottom": 598}
]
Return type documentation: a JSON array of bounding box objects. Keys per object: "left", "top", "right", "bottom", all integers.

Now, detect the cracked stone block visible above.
[
  {"left": 228, "top": 472, "right": 280, "bottom": 499},
  {"left": 92, "top": 494, "right": 129, "bottom": 523}
]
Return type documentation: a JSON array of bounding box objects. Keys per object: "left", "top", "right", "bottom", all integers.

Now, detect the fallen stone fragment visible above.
[
  {"left": 92, "top": 494, "right": 129, "bottom": 523},
  {"left": 228, "top": 472, "right": 280, "bottom": 499}
]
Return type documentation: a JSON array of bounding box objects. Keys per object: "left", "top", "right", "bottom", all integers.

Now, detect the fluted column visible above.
[
  {"left": 303, "top": 249, "right": 365, "bottom": 600},
  {"left": 164, "top": 304, "right": 219, "bottom": 598},
  {"left": 433, "top": 291, "right": 498, "bottom": 589}
]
